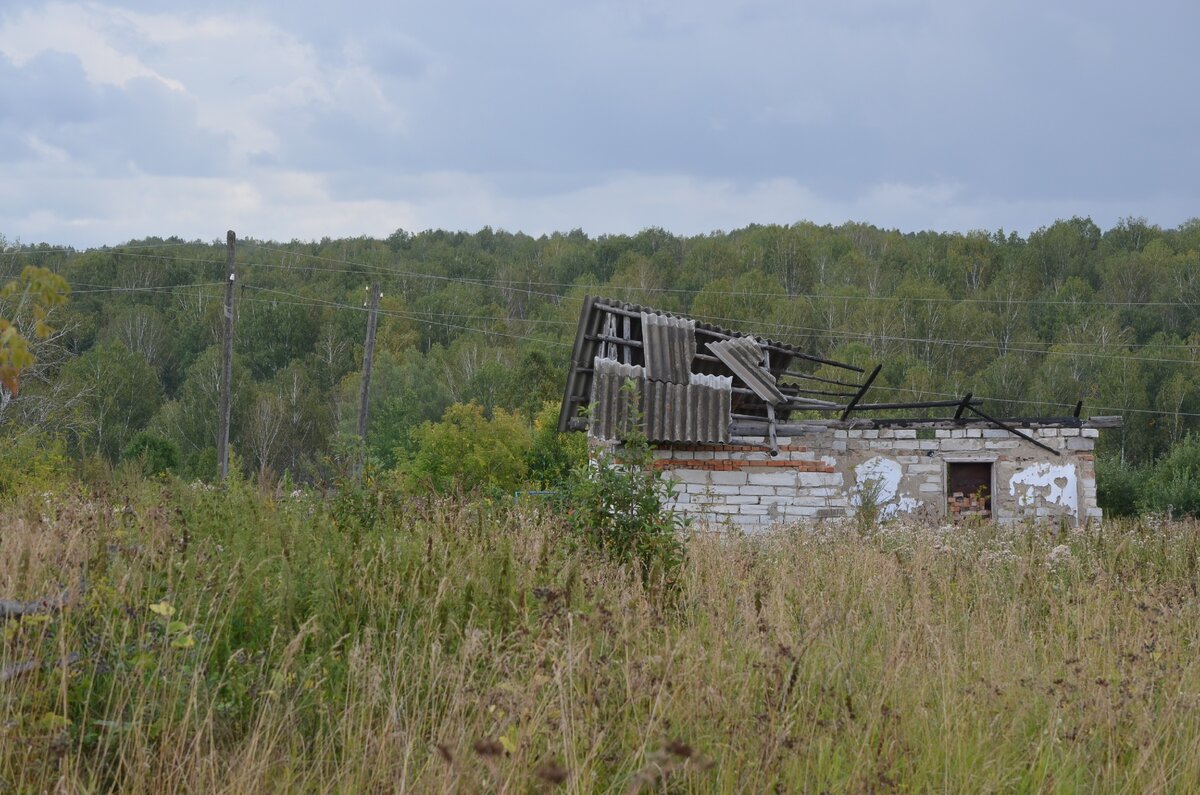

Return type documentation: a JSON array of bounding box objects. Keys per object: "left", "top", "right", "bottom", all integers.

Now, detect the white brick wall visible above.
[{"left": 639, "top": 421, "right": 1105, "bottom": 532}]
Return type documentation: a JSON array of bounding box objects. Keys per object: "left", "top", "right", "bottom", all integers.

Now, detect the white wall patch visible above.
[
  {"left": 1009, "top": 463, "right": 1078, "bottom": 516},
  {"left": 852, "top": 456, "right": 919, "bottom": 518}
]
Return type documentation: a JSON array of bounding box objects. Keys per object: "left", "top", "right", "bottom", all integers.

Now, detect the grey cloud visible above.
[
  {"left": 0, "top": 50, "right": 232, "bottom": 176},
  {"left": 3, "top": 0, "right": 1199, "bottom": 246}
]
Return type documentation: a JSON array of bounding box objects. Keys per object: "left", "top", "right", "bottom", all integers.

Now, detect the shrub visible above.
[
  {"left": 122, "top": 431, "right": 180, "bottom": 476},
  {"left": 1141, "top": 433, "right": 1200, "bottom": 517},
  {"left": 1096, "top": 456, "right": 1146, "bottom": 517},
  {"left": 560, "top": 418, "right": 685, "bottom": 585},
  {"left": 396, "top": 402, "right": 532, "bottom": 496},
  {"left": 526, "top": 401, "right": 588, "bottom": 488},
  {"left": 0, "top": 430, "right": 69, "bottom": 498}
]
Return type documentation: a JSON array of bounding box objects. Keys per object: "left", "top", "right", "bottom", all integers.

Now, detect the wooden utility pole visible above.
[
  {"left": 217, "top": 230, "right": 236, "bottom": 481},
  {"left": 357, "top": 281, "right": 381, "bottom": 441}
]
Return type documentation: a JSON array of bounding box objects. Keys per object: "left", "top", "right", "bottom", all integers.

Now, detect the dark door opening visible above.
[{"left": 948, "top": 461, "right": 992, "bottom": 519}]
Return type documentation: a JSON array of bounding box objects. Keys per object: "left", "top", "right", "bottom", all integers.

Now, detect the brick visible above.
[
  {"left": 805, "top": 487, "right": 840, "bottom": 497},
  {"left": 1081, "top": 428, "right": 1099, "bottom": 438},
  {"left": 938, "top": 438, "right": 983, "bottom": 451},
  {"left": 985, "top": 440, "right": 1019, "bottom": 450},
  {"left": 741, "top": 486, "right": 775, "bottom": 496},
  {"left": 798, "top": 472, "right": 841, "bottom": 488},
  {"left": 966, "top": 428, "right": 983, "bottom": 438},
  {"left": 894, "top": 429, "right": 917, "bottom": 439},
  {"left": 1066, "top": 437, "right": 1092, "bottom": 451},
  {"left": 726, "top": 495, "right": 761, "bottom": 505},
  {"left": 711, "top": 470, "right": 748, "bottom": 486},
  {"left": 748, "top": 472, "right": 797, "bottom": 487},
  {"left": 1060, "top": 428, "right": 1080, "bottom": 437}
]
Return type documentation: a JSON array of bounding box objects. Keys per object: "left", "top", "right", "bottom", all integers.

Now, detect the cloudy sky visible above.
[{"left": 0, "top": 0, "right": 1196, "bottom": 247}]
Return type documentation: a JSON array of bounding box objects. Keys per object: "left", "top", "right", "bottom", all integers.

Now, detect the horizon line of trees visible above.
[{"left": 1, "top": 215, "right": 1199, "bottom": 502}]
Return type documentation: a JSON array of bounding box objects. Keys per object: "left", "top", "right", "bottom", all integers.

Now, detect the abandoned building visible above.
[{"left": 558, "top": 296, "right": 1121, "bottom": 531}]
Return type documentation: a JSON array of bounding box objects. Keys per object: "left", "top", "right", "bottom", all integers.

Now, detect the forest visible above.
[{"left": 2, "top": 216, "right": 1199, "bottom": 509}]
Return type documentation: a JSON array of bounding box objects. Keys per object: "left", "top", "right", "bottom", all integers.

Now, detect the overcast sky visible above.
[{"left": 1, "top": 0, "right": 1196, "bottom": 247}]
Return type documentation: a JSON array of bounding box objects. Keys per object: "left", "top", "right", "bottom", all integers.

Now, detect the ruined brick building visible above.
[{"left": 559, "top": 297, "right": 1120, "bottom": 531}]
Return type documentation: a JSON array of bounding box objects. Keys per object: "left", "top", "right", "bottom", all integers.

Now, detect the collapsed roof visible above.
[{"left": 558, "top": 296, "right": 1111, "bottom": 455}]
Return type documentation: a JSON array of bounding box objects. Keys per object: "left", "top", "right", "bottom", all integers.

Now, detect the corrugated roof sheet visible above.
[
  {"left": 589, "top": 357, "right": 731, "bottom": 443},
  {"left": 706, "top": 336, "right": 787, "bottom": 405},
  {"left": 640, "top": 312, "right": 695, "bottom": 384},
  {"left": 589, "top": 357, "right": 644, "bottom": 441},
  {"left": 644, "top": 377, "right": 731, "bottom": 444}
]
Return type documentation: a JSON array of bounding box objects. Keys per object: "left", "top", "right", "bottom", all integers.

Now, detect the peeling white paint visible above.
[
  {"left": 1009, "top": 463, "right": 1078, "bottom": 516},
  {"left": 852, "top": 456, "right": 919, "bottom": 518}
]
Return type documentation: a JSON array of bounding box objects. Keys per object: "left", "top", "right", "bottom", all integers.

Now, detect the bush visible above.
[
  {"left": 1141, "top": 433, "right": 1200, "bottom": 517},
  {"left": 526, "top": 401, "right": 588, "bottom": 488},
  {"left": 560, "top": 422, "right": 685, "bottom": 586},
  {"left": 0, "top": 430, "right": 69, "bottom": 498},
  {"left": 1096, "top": 456, "right": 1146, "bottom": 517},
  {"left": 122, "top": 431, "right": 180, "bottom": 477},
  {"left": 396, "top": 402, "right": 532, "bottom": 496}
]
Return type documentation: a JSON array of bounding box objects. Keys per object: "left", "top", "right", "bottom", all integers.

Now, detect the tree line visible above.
[{"left": 1, "top": 216, "right": 1198, "bottom": 496}]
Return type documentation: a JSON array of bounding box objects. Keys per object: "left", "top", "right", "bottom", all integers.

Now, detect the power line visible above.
[
  {"left": 685, "top": 311, "right": 1200, "bottom": 365},
  {"left": 865, "top": 384, "right": 1200, "bottom": 420},
  {"left": 30, "top": 241, "right": 1200, "bottom": 313},
  {"left": 68, "top": 281, "right": 226, "bottom": 294},
  {"left": 240, "top": 286, "right": 572, "bottom": 348}
]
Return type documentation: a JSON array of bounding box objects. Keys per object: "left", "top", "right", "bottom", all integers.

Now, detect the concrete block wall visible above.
[{"left": 643, "top": 422, "right": 1103, "bottom": 532}]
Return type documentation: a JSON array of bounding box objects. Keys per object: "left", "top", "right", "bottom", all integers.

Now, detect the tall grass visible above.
[{"left": 3, "top": 480, "right": 1200, "bottom": 792}]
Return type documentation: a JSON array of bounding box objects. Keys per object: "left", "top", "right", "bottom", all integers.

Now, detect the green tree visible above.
[
  {"left": 0, "top": 266, "right": 70, "bottom": 394},
  {"left": 150, "top": 346, "right": 252, "bottom": 477},
  {"left": 396, "top": 402, "right": 532, "bottom": 496},
  {"left": 57, "top": 341, "right": 161, "bottom": 460}
]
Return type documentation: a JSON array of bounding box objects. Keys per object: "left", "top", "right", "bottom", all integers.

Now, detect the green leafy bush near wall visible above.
[{"left": 560, "top": 421, "right": 686, "bottom": 587}]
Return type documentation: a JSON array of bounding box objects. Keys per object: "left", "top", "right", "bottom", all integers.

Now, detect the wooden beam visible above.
[
  {"left": 840, "top": 364, "right": 882, "bottom": 421},
  {"left": 965, "top": 404, "right": 1060, "bottom": 456},
  {"left": 954, "top": 392, "right": 974, "bottom": 420}
]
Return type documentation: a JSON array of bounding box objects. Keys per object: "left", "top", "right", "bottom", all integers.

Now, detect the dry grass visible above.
[{"left": 3, "top": 480, "right": 1200, "bottom": 792}]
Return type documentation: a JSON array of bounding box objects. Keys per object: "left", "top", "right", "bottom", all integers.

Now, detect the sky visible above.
[{"left": 0, "top": 0, "right": 1196, "bottom": 247}]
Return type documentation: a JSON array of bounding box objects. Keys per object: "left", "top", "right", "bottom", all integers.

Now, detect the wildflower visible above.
[{"left": 1046, "top": 544, "right": 1072, "bottom": 568}]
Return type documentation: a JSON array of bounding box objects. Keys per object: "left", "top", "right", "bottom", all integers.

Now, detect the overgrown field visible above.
[{"left": 4, "top": 480, "right": 1200, "bottom": 792}]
